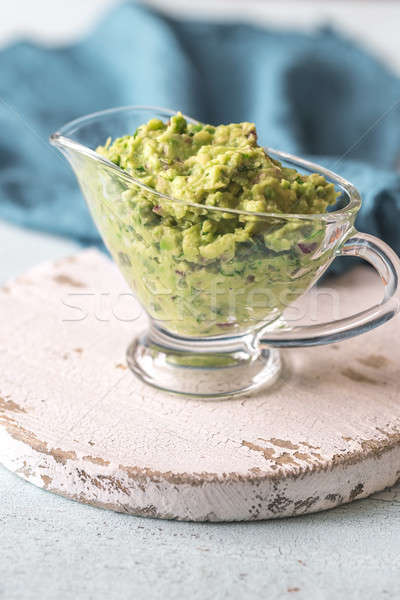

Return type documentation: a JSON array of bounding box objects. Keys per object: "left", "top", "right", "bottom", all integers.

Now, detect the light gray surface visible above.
[
  {"left": 2, "top": 456, "right": 400, "bottom": 600},
  {"left": 0, "top": 220, "right": 79, "bottom": 283},
  {"left": 2, "top": 220, "right": 400, "bottom": 599}
]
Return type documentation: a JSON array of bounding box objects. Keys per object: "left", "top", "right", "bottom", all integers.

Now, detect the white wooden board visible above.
[{"left": 1, "top": 249, "right": 399, "bottom": 521}]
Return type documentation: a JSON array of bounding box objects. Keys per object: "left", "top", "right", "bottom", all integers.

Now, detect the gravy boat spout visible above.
[{"left": 50, "top": 105, "right": 198, "bottom": 176}]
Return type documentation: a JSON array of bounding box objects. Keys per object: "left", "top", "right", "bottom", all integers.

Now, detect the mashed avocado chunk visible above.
[{"left": 94, "top": 114, "right": 338, "bottom": 336}]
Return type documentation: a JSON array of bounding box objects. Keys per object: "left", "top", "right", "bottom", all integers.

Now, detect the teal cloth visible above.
[{"left": 1, "top": 2, "right": 400, "bottom": 264}]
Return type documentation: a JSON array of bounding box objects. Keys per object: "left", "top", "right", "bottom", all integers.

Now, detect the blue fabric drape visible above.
[{"left": 1, "top": 2, "right": 399, "bottom": 268}]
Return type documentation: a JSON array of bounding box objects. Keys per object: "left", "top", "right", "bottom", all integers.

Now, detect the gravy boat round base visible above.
[
  {"left": 127, "top": 324, "right": 282, "bottom": 398},
  {"left": 50, "top": 106, "right": 400, "bottom": 399}
]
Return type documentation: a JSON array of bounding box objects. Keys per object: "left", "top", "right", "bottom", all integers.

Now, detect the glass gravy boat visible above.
[{"left": 51, "top": 106, "right": 400, "bottom": 398}]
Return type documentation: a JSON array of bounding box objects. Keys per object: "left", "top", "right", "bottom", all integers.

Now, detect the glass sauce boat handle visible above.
[{"left": 259, "top": 231, "right": 400, "bottom": 348}]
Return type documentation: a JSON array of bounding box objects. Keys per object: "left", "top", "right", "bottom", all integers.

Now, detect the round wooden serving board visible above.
[{"left": 1, "top": 249, "right": 400, "bottom": 521}]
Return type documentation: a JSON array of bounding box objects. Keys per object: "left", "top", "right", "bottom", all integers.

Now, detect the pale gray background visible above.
[{"left": 1, "top": 2, "right": 400, "bottom": 598}]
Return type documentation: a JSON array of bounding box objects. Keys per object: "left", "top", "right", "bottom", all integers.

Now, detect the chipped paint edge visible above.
[{"left": 2, "top": 422, "right": 400, "bottom": 522}]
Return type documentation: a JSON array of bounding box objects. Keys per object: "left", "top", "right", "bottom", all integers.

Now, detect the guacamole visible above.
[{"left": 93, "top": 114, "right": 338, "bottom": 336}]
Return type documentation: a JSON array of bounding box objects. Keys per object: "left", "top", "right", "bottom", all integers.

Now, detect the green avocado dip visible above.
[{"left": 94, "top": 113, "right": 338, "bottom": 337}]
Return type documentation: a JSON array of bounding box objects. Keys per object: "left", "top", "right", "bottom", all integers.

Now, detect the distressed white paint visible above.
[{"left": 0, "top": 249, "right": 399, "bottom": 521}]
